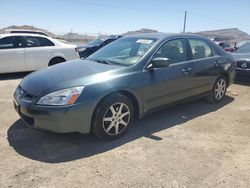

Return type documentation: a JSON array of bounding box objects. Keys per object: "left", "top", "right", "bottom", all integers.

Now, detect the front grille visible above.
[
  {"left": 15, "top": 86, "right": 36, "bottom": 103},
  {"left": 237, "top": 60, "right": 250, "bottom": 69}
]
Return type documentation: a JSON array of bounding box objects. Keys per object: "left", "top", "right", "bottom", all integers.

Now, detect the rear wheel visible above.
[
  {"left": 48, "top": 57, "right": 66, "bottom": 66},
  {"left": 206, "top": 76, "right": 227, "bottom": 103},
  {"left": 92, "top": 94, "right": 134, "bottom": 140}
]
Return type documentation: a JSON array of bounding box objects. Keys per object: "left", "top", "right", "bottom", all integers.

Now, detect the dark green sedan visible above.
[{"left": 14, "top": 33, "right": 236, "bottom": 140}]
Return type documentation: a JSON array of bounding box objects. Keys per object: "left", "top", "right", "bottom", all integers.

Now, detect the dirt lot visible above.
[{"left": 0, "top": 73, "right": 250, "bottom": 188}]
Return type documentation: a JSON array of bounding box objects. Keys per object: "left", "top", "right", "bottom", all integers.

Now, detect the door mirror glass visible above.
[{"left": 150, "top": 57, "right": 170, "bottom": 69}]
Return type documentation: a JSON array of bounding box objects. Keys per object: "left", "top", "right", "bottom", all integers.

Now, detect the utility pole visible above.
[{"left": 183, "top": 11, "right": 187, "bottom": 33}]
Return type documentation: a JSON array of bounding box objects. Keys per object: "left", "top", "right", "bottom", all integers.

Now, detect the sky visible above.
[{"left": 0, "top": 0, "right": 249, "bottom": 35}]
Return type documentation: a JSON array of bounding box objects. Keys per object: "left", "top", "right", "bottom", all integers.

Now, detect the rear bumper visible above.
[{"left": 13, "top": 98, "right": 96, "bottom": 134}]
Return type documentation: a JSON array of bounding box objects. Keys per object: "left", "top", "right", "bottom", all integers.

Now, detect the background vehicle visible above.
[
  {"left": 0, "top": 33, "right": 79, "bottom": 74},
  {"left": 236, "top": 40, "right": 250, "bottom": 49},
  {"left": 3, "top": 29, "right": 49, "bottom": 37},
  {"left": 233, "top": 42, "right": 250, "bottom": 77},
  {"left": 14, "top": 33, "right": 235, "bottom": 140},
  {"left": 77, "top": 35, "right": 122, "bottom": 58},
  {"left": 214, "top": 41, "right": 235, "bottom": 52}
]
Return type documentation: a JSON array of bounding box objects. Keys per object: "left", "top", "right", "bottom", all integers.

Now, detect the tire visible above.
[
  {"left": 92, "top": 94, "right": 134, "bottom": 140},
  {"left": 48, "top": 57, "right": 66, "bottom": 66},
  {"left": 206, "top": 75, "right": 228, "bottom": 103}
]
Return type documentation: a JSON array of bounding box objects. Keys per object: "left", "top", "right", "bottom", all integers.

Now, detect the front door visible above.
[{"left": 143, "top": 38, "right": 195, "bottom": 112}]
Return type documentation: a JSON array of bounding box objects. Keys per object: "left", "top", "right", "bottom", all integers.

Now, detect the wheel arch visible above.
[
  {"left": 48, "top": 56, "right": 66, "bottom": 66},
  {"left": 218, "top": 73, "right": 229, "bottom": 87},
  {"left": 90, "top": 90, "right": 141, "bottom": 132}
]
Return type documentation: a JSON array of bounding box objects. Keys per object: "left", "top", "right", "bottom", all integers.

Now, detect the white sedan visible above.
[{"left": 0, "top": 33, "right": 80, "bottom": 74}]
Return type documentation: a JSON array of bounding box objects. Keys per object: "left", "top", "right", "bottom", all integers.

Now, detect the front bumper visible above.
[{"left": 13, "top": 97, "right": 96, "bottom": 134}]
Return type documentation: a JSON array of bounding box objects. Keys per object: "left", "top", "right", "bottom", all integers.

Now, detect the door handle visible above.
[
  {"left": 182, "top": 67, "right": 192, "bottom": 75},
  {"left": 214, "top": 61, "right": 221, "bottom": 67}
]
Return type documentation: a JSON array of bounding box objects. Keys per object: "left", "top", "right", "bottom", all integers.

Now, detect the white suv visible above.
[{"left": 0, "top": 33, "right": 80, "bottom": 74}]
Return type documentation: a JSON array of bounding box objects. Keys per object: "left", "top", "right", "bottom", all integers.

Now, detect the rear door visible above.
[
  {"left": 23, "top": 36, "right": 54, "bottom": 70},
  {"left": 187, "top": 38, "right": 222, "bottom": 95},
  {"left": 0, "top": 36, "right": 26, "bottom": 73},
  {"left": 143, "top": 38, "right": 195, "bottom": 112}
]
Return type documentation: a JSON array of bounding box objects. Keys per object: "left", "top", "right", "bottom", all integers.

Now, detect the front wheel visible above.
[
  {"left": 92, "top": 94, "right": 134, "bottom": 140},
  {"left": 206, "top": 76, "right": 227, "bottom": 103}
]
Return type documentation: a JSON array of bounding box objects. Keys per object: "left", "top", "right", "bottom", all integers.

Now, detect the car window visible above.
[
  {"left": 102, "top": 39, "right": 115, "bottom": 46},
  {"left": 88, "top": 38, "right": 105, "bottom": 46},
  {"left": 24, "top": 36, "right": 54, "bottom": 47},
  {"left": 0, "top": 36, "right": 24, "bottom": 49},
  {"left": 235, "top": 42, "right": 250, "bottom": 53},
  {"left": 223, "top": 43, "right": 230, "bottom": 48},
  {"left": 189, "top": 39, "right": 213, "bottom": 60},
  {"left": 154, "top": 39, "right": 187, "bottom": 64},
  {"left": 88, "top": 37, "right": 157, "bottom": 66}
]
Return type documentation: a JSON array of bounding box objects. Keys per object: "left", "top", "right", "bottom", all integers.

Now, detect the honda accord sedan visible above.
[{"left": 13, "top": 33, "right": 236, "bottom": 140}]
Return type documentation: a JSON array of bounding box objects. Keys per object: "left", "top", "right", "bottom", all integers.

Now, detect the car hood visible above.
[
  {"left": 232, "top": 53, "right": 250, "bottom": 60},
  {"left": 20, "top": 60, "right": 123, "bottom": 96}
]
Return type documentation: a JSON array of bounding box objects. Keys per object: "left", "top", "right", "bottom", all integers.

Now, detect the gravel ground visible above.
[{"left": 0, "top": 73, "right": 250, "bottom": 188}]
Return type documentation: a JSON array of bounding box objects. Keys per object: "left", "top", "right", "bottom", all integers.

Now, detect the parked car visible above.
[
  {"left": 233, "top": 42, "right": 250, "bottom": 77},
  {"left": 3, "top": 29, "right": 49, "bottom": 37},
  {"left": 214, "top": 41, "right": 235, "bottom": 52},
  {"left": 236, "top": 40, "right": 250, "bottom": 49},
  {"left": 78, "top": 35, "right": 122, "bottom": 58},
  {"left": 14, "top": 33, "right": 236, "bottom": 140},
  {"left": 0, "top": 33, "right": 79, "bottom": 73}
]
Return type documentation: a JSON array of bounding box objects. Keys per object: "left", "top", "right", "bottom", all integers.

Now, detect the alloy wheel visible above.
[
  {"left": 214, "top": 78, "right": 226, "bottom": 100},
  {"left": 102, "top": 102, "right": 130, "bottom": 135}
]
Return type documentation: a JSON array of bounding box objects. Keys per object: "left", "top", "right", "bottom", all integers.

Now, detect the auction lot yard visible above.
[{"left": 0, "top": 73, "right": 250, "bottom": 188}]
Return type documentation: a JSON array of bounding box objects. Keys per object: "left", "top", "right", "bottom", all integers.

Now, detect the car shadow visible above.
[
  {"left": 0, "top": 72, "right": 31, "bottom": 81},
  {"left": 7, "top": 96, "right": 234, "bottom": 163}
]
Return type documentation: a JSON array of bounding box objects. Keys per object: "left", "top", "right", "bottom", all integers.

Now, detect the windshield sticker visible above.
[{"left": 136, "top": 39, "right": 153, "bottom": 44}]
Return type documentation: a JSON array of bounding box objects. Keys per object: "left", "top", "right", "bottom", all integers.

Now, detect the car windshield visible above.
[
  {"left": 235, "top": 42, "right": 250, "bottom": 53},
  {"left": 87, "top": 37, "right": 157, "bottom": 66},
  {"left": 88, "top": 38, "right": 106, "bottom": 46}
]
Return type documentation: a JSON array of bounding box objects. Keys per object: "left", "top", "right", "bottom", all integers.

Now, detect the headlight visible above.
[{"left": 37, "top": 86, "right": 85, "bottom": 106}]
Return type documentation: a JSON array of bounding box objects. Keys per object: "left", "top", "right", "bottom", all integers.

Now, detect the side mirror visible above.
[{"left": 148, "top": 57, "right": 170, "bottom": 69}]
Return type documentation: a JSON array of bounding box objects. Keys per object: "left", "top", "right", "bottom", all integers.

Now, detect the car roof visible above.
[
  {"left": 0, "top": 33, "right": 50, "bottom": 38},
  {"left": 122, "top": 32, "right": 209, "bottom": 41},
  {"left": 98, "top": 35, "right": 122, "bottom": 40}
]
